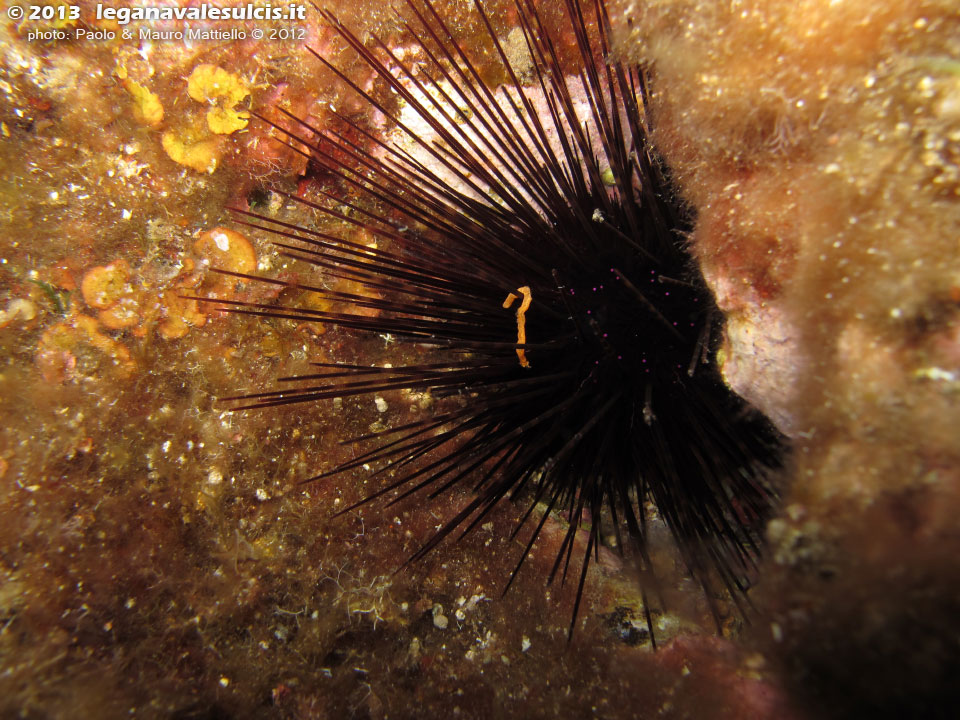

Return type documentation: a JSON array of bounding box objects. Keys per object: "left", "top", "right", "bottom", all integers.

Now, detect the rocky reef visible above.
[{"left": 0, "top": 0, "right": 956, "bottom": 718}]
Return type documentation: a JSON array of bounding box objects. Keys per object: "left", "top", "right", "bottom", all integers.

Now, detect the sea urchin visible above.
[{"left": 202, "top": 0, "right": 786, "bottom": 642}]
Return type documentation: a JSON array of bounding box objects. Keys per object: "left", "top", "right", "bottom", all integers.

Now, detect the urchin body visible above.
[{"left": 206, "top": 0, "right": 785, "bottom": 641}]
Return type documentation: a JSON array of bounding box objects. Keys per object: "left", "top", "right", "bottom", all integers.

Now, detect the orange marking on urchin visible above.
[{"left": 502, "top": 286, "right": 532, "bottom": 368}]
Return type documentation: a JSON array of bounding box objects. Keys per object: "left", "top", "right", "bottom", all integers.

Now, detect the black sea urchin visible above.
[{"left": 204, "top": 0, "right": 785, "bottom": 641}]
